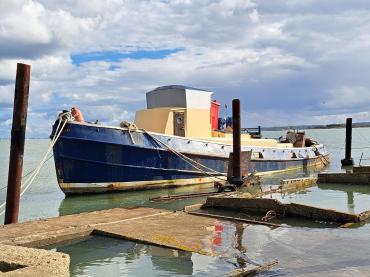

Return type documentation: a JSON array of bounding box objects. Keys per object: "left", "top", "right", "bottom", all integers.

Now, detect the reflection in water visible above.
[
  {"left": 342, "top": 165, "right": 353, "bottom": 173},
  {"left": 317, "top": 183, "right": 370, "bottom": 214},
  {"left": 52, "top": 236, "right": 238, "bottom": 277},
  {"left": 50, "top": 222, "right": 280, "bottom": 277},
  {"left": 266, "top": 181, "right": 370, "bottom": 215},
  {"left": 234, "top": 223, "right": 247, "bottom": 269},
  {"left": 150, "top": 247, "right": 193, "bottom": 275},
  {"left": 347, "top": 191, "right": 355, "bottom": 213},
  {"left": 58, "top": 184, "right": 215, "bottom": 216},
  {"left": 53, "top": 236, "right": 193, "bottom": 276},
  {"left": 318, "top": 183, "right": 370, "bottom": 195}
]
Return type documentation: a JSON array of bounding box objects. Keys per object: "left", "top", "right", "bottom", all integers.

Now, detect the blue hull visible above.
[{"left": 52, "top": 121, "right": 329, "bottom": 194}]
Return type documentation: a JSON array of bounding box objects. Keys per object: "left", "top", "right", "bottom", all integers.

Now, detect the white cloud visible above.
[
  {"left": 322, "top": 87, "right": 370, "bottom": 110},
  {"left": 0, "top": 85, "right": 13, "bottom": 106},
  {"left": 0, "top": 0, "right": 96, "bottom": 59},
  {"left": 313, "top": 111, "right": 370, "bottom": 125},
  {"left": 249, "top": 9, "right": 260, "bottom": 23},
  {"left": 0, "top": 1, "right": 51, "bottom": 44},
  {"left": 1, "top": 0, "right": 370, "bottom": 137}
]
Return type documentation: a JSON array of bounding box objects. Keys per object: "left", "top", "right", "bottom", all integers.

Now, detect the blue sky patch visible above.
[{"left": 71, "top": 48, "right": 183, "bottom": 65}]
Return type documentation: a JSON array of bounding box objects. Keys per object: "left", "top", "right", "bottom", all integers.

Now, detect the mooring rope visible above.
[
  {"left": 143, "top": 130, "right": 223, "bottom": 174},
  {"left": 0, "top": 112, "right": 70, "bottom": 217},
  {"left": 312, "top": 145, "right": 330, "bottom": 167},
  {"left": 261, "top": 209, "right": 286, "bottom": 222},
  {"left": 261, "top": 210, "right": 277, "bottom": 221},
  {"left": 141, "top": 129, "right": 227, "bottom": 182}
]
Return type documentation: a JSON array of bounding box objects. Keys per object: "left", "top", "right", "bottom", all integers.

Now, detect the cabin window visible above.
[
  {"left": 314, "top": 149, "right": 320, "bottom": 156},
  {"left": 253, "top": 152, "right": 264, "bottom": 159},
  {"left": 291, "top": 152, "right": 297, "bottom": 159}
]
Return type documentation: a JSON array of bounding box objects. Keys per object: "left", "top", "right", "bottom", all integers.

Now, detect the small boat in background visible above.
[{"left": 51, "top": 85, "right": 330, "bottom": 195}]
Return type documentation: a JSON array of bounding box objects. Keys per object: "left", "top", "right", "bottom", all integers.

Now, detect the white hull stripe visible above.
[{"left": 59, "top": 176, "right": 226, "bottom": 194}]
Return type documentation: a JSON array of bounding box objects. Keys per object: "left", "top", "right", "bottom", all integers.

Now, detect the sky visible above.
[{"left": 1, "top": 0, "right": 370, "bottom": 138}]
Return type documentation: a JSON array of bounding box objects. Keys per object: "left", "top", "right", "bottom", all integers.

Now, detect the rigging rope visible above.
[
  {"left": 141, "top": 129, "right": 228, "bottom": 182},
  {"left": 311, "top": 145, "right": 330, "bottom": 167},
  {"left": 0, "top": 155, "right": 54, "bottom": 192},
  {"left": 0, "top": 112, "right": 70, "bottom": 216}
]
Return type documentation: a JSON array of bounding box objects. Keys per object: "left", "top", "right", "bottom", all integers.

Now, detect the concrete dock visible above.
[
  {"left": 318, "top": 166, "right": 370, "bottom": 184},
  {"left": 0, "top": 244, "right": 69, "bottom": 276},
  {"left": 0, "top": 208, "right": 226, "bottom": 254},
  {"left": 0, "top": 207, "right": 277, "bottom": 275},
  {"left": 318, "top": 172, "right": 370, "bottom": 184},
  {"left": 204, "top": 193, "right": 370, "bottom": 223}
]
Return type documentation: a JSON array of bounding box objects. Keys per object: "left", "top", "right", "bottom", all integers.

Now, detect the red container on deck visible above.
[{"left": 210, "top": 100, "right": 220, "bottom": 130}]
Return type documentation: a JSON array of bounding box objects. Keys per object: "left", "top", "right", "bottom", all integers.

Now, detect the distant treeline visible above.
[{"left": 260, "top": 121, "right": 370, "bottom": 131}]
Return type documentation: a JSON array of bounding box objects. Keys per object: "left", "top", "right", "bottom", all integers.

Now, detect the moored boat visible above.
[{"left": 51, "top": 85, "right": 330, "bottom": 195}]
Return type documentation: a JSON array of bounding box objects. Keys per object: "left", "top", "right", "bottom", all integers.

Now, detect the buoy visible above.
[{"left": 71, "top": 107, "right": 84, "bottom": 122}]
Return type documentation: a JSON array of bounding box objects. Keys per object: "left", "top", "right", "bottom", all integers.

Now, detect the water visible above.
[
  {"left": 267, "top": 184, "right": 370, "bottom": 214},
  {"left": 2, "top": 128, "right": 370, "bottom": 275},
  {"left": 48, "top": 236, "right": 239, "bottom": 277}
]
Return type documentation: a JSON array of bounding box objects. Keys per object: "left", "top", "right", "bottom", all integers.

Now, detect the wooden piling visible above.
[
  {"left": 4, "top": 63, "right": 31, "bottom": 225},
  {"left": 230, "top": 99, "right": 243, "bottom": 185},
  {"left": 341, "top": 118, "right": 354, "bottom": 166}
]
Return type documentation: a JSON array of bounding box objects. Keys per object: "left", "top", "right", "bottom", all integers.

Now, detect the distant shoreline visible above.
[
  {"left": 1, "top": 122, "right": 370, "bottom": 139},
  {"left": 261, "top": 122, "right": 370, "bottom": 131}
]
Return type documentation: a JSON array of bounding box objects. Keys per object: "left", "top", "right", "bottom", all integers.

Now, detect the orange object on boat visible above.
[{"left": 71, "top": 107, "right": 85, "bottom": 122}]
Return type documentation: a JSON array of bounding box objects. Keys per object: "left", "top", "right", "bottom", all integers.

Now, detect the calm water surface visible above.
[{"left": 1, "top": 128, "right": 370, "bottom": 276}]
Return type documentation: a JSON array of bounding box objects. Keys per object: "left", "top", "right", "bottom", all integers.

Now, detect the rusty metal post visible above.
[
  {"left": 4, "top": 63, "right": 31, "bottom": 224},
  {"left": 230, "top": 99, "right": 243, "bottom": 186},
  {"left": 341, "top": 118, "right": 354, "bottom": 166}
]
